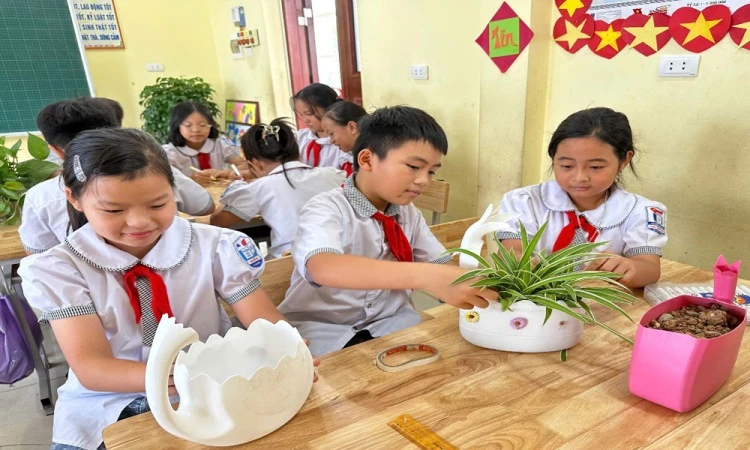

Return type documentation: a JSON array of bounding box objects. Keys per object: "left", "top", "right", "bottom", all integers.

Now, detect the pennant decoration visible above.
[
  {"left": 555, "top": 0, "right": 592, "bottom": 22},
  {"left": 622, "top": 13, "right": 671, "bottom": 57},
  {"left": 588, "top": 19, "right": 626, "bottom": 59},
  {"left": 669, "top": 5, "right": 731, "bottom": 53},
  {"left": 729, "top": 4, "right": 750, "bottom": 51},
  {"left": 554, "top": 15, "right": 594, "bottom": 53},
  {"left": 475, "top": 2, "right": 534, "bottom": 74}
]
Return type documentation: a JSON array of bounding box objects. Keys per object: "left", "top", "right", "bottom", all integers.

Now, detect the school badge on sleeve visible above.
[
  {"left": 234, "top": 237, "right": 263, "bottom": 269},
  {"left": 646, "top": 207, "right": 666, "bottom": 235},
  {"left": 475, "top": 2, "right": 534, "bottom": 74}
]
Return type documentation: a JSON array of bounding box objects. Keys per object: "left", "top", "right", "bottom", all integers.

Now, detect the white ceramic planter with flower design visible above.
[{"left": 459, "top": 301, "right": 584, "bottom": 353}]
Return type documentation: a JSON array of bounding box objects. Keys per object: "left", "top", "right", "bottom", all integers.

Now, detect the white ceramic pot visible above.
[
  {"left": 145, "top": 316, "right": 314, "bottom": 447},
  {"left": 458, "top": 300, "right": 584, "bottom": 353}
]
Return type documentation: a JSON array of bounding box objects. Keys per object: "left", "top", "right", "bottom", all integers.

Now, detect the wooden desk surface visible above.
[{"left": 103, "top": 259, "right": 750, "bottom": 449}]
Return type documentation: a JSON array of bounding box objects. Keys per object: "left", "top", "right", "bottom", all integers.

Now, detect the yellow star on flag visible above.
[
  {"left": 595, "top": 25, "right": 622, "bottom": 51},
  {"left": 624, "top": 16, "right": 669, "bottom": 50},
  {"left": 555, "top": 19, "right": 592, "bottom": 48},
  {"left": 734, "top": 20, "right": 750, "bottom": 48},
  {"left": 559, "top": 0, "right": 585, "bottom": 17},
  {"left": 681, "top": 12, "right": 722, "bottom": 44}
]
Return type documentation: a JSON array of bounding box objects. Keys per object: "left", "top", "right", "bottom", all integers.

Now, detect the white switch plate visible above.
[
  {"left": 146, "top": 63, "right": 164, "bottom": 72},
  {"left": 658, "top": 55, "right": 700, "bottom": 77},
  {"left": 410, "top": 65, "right": 429, "bottom": 80}
]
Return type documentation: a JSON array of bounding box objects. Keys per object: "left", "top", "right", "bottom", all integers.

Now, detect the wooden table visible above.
[{"left": 103, "top": 260, "right": 750, "bottom": 449}]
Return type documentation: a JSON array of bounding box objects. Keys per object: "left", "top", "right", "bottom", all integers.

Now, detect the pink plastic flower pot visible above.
[{"left": 628, "top": 295, "right": 746, "bottom": 413}]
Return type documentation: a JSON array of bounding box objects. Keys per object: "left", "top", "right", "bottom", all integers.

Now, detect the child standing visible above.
[
  {"left": 19, "top": 128, "right": 311, "bottom": 450},
  {"left": 497, "top": 107, "right": 667, "bottom": 288},
  {"left": 19, "top": 98, "right": 215, "bottom": 254},
  {"left": 321, "top": 100, "right": 367, "bottom": 176},
  {"left": 162, "top": 101, "right": 251, "bottom": 184},
  {"left": 292, "top": 83, "right": 348, "bottom": 169},
  {"left": 211, "top": 118, "right": 345, "bottom": 259},
  {"left": 278, "top": 106, "right": 497, "bottom": 356}
]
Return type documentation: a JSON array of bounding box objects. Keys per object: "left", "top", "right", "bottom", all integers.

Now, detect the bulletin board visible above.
[
  {"left": 70, "top": 0, "right": 125, "bottom": 49},
  {"left": 0, "top": 0, "right": 94, "bottom": 134}
]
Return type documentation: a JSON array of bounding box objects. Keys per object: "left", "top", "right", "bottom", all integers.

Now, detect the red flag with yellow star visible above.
[
  {"left": 729, "top": 4, "right": 750, "bottom": 51},
  {"left": 622, "top": 13, "right": 671, "bottom": 57},
  {"left": 476, "top": 2, "right": 534, "bottom": 74},
  {"left": 555, "top": 0, "right": 592, "bottom": 22},
  {"left": 588, "top": 19, "right": 626, "bottom": 59},
  {"left": 669, "top": 5, "right": 731, "bottom": 53},
  {"left": 554, "top": 15, "right": 594, "bottom": 53}
]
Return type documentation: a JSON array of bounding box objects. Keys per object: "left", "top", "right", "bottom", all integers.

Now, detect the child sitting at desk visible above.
[
  {"left": 278, "top": 106, "right": 497, "bottom": 356},
  {"left": 321, "top": 100, "right": 368, "bottom": 176}
]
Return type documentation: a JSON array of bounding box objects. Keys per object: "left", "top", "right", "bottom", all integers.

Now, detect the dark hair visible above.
[
  {"left": 352, "top": 106, "right": 448, "bottom": 170},
  {"left": 91, "top": 97, "right": 124, "bottom": 125},
  {"left": 323, "top": 101, "right": 367, "bottom": 126},
  {"left": 36, "top": 97, "right": 119, "bottom": 148},
  {"left": 64, "top": 128, "right": 175, "bottom": 232},
  {"left": 167, "top": 101, "right": 219, "bottom": 146},
  {"left": 291, "top": 83, "right": 340, "bottom": 119},
  {"left": 240, "top": 118, "right": 299, "bottom": 187},
  {"left": 548, "top": 107, "right": 638, "bottom": 180}
]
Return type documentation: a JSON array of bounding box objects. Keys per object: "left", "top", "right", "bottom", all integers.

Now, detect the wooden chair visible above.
[{"left": 413, "top": 180, "right": 450, "bottom": 225}]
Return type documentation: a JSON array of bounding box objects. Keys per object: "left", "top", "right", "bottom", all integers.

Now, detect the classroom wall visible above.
[{"left": 536, "top": 9, "right": 750, "bottom": 271}]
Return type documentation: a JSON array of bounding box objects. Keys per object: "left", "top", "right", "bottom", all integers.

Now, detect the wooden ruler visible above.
[{"left": 388, "top": 414, "right": 458, "bottom": 450}]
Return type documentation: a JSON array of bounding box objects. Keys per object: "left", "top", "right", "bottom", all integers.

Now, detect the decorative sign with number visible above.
[{"left": 71, "top": 0, "right": 124, "bottom": 49}]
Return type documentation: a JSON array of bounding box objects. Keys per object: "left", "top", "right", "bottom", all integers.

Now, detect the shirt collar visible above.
[
  {"left": 268, "top": 160, "right": 310, "bottom": 175},
  {"left": 343, "top": 175, "right": 400, "bottom": 218},
  {"left": 65, "top": 217, "right": 193, "bottom": 271},
  {"left": 176, "top": 139, "right": 214, "bottom": 157},
  {"left": 540, "top": 180, "right": 637, "bottom": 229}
]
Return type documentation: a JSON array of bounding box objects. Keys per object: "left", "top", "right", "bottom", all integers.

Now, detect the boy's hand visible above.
[
  {"left": 424, "top": 265, "right": 498, "bottom": 310},
  {"left": 303, "top": 339, "right": 321, "bottom": 382},
  {"left": 584, "top": 253, "right": 636, "bottom": 284}
]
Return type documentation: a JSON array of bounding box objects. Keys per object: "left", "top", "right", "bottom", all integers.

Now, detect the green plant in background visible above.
[
  {"left": 0, "top": 134, "right": 60, "bottom": 225},
  {"left": 139, "top": 76, "right": 221, "bottom": 144},
  {"left": 448, "top": 222, "right": 639, "bottom": 345}
]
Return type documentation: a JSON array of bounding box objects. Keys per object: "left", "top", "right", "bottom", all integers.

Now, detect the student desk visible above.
[{"left": 103, "top": 259, "right": 750, "bottom": 449}]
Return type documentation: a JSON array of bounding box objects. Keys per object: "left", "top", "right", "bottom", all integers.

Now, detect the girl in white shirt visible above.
[
  {"left": 292, "top": 83, "right": 346, "bottom": 169},
  {"left": 211, "top": 118, "right": 345, "bottom": 259},
  {"left": 497, "top": 107, "right": 667, "bottom": 288},
  {"left": 321, "top": 100, "right": 368, "bottom": 177},
  {"left": 162, "top": 101, "right": 251, "bottom": 184},
  {"left": 19, "top": 128, "right": 315, "bottom": 450}
]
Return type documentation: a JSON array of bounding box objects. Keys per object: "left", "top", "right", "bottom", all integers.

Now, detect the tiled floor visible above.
[{"left": 0, "top": 292, "right": 443, "bottom": 448}]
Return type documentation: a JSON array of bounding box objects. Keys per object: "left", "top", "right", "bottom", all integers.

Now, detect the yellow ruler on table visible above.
[{"left": 388, "top": 414, "right": 458, "bottom": 450}]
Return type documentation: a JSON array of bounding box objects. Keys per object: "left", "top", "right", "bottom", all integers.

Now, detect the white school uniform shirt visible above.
[
  {"left": 18, "top": 217, "right": 265, "bottom": 449},
  {"left": 18, "top": 170, "right": 214, "bottom": 254},
  {"left": 219, "top": 161, "right": 346, "bottom": 259},
  {"left": 278, "top": 176, "right": 452, "bottom": 356},
  {"left": 163, "top": 137, "right": 240, "bottom": 177},
  {"left": 496, "top": 180, "right": 668, "bottom": 257},
  {"left": 296, "top": 128, "right": 351, "bottom": 169}
]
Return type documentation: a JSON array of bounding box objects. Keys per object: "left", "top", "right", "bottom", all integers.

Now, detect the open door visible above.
[{"left": 335, "top": 0, "right": 362, "bottom": 106}]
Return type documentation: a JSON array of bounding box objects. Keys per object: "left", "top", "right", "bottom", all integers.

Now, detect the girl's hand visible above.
[
  {"left": 303, "top": 339, "right": 321, "bottom": 382},
  {"left": 191, "top": 170, "right": 215, "bottom": 185},
  {"left": 423, "top": 264, "right": 498, "bottom": 310},
  {"left": 585, "top": 253, "right": 637, "bottom": 284}
]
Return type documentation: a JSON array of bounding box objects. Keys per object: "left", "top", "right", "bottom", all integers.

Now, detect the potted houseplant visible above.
[
  {"left": 139, "top": 76, "right": 222, "bottom": 144},
  {"left": 0, "top": 134, "right": 60, "bottom": 225},
  {"left": 449, "top": 217, "right": 638, "bottom": 357}
]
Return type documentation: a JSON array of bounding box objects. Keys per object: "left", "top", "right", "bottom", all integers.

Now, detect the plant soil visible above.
[{"left": 647, "top": 303, "right": 741, "bottom": 338}]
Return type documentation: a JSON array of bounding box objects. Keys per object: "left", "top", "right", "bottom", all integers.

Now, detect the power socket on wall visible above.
[
  {"left": 410, "top": 65, "right": 429, "bottom": 80},
  {"left": 658, "top": 55, "right": 700, "bottom": 77}
]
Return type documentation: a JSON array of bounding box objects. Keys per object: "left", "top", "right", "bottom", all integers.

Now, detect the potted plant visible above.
[
  {"left": 0, "top": 134, "right": 59, "bottom": 225},
  {"left": 139, "top": 76, "right": 222, "bottom": 144},
  {"left": 449, "top": 220, "right": 638, "bottom": 357}
]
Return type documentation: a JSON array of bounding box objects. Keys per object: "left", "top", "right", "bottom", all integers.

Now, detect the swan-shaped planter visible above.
[
  {"left": 145, "top": 316, "right": 314, "bottom": 446},
  {"left": 457, "top": 205, "right": 584, "bottom": 353}
]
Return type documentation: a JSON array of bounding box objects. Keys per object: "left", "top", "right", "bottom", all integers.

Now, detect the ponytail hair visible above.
[
  {"left": 323, "top": 101, "right": 367, "bottom": 126},
  {"left": 64, "top": 128, "right": 175, "bottom": 232},
  {"left": 240, "top": 118, "right": 299, "bottom": 188}
]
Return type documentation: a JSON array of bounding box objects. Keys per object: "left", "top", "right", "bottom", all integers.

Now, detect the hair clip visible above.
[
  {"left": 261, "top": 125, "right": 280, "bottom": 143},
  {"left": 73, "top": 154, "right": 87, "bottom": 183}
]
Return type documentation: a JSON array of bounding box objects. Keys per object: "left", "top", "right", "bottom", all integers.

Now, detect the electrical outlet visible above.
[
  {"left": 410, "top": 65, "right": 429, "bottom": 80},
  {"left": 146, "top": 63, "right": 165, "bottom": 72},
  {"left": 658, "top": 55, "right": 700, "bottom": 77}
]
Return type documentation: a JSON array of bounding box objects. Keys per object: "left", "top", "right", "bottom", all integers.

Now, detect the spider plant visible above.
[{"left": 447, "top": 221, "right": 638, "bottom": 345}]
